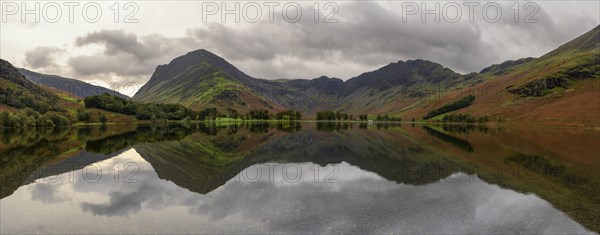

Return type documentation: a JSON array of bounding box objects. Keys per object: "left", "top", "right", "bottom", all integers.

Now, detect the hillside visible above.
[
  {"left": 133, "top": 50, "right": 286, "bottom": 113},
  {"left": 18, "top": 68, "right": 129, "bottom": 99},
  {"left": 131, "top": 25, "right": 599, "bottom": 126},
  {"left": 0, "top": 59, "right": 61, "bottom": 113},
  {"left": 0, "top": 59, "right": 138, "bottom": 126},
  {"left": 133, "top": 50, "right": 462, "bottom": 115},
  {"left": 336, "top": 59, "right": 463, "bottom": 115},
  {"left": 400, "top": 25, "right": 600, "bottom": 126}
]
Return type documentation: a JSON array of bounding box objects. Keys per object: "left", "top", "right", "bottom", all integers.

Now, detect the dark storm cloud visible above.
[
  {"left": 75, "top": 30, "right": 163, "bottom": 61},
  {"left": 80, "top": 183, "right": 156, "bottom": 216},
  {"left": 187, "top": 171, "right": 589, "bottom": 234},
  {"left": 30, "top": 183, "right": 60, "bottom": 203},
  {"left": 61, "top": 1, "right": 598, "bottom": 84},
  {"left": 190, "top": 1, "right": 598, "bottom": 77},
  {"left": 68, "top": 30, "right": 197, "bottom": 79},
  {"left": 24, "top": 46, "right": 64, "bottom": 69},
  {"left": 28, "top": 158, "right": 587, "bottom": 233},
  {"left": 190, "top": 1, "right": 492, "bottom": 73},
  {"left": 68, "top": 53, "right": 151, "bottom": 77},
  {"left": 72, "top": 160, "right": 591, "bottom": 233}
]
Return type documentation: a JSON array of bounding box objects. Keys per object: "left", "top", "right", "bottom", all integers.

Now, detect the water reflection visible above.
[{"left": 0, "top": 124, "right": 598, "bottom": 234}]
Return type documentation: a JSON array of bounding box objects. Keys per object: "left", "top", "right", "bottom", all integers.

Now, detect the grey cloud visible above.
[
  {"left": 30, "top": 183, "right": 60, "bottom": 203},
  {"left": 64, "top": 1, "right": 598, "bottom": 85},
  {"left": 188, "top": 2, "right": 495, "bottom": 77},
  {"left": 24, "top": 46, "right": 64, "bottom": 69},
  {"left": 472, "top": 2, "right": 596, "bottom": 60},
  {"left": 73, "top": 160, "right": 590, "bottom": 234},
  {"left": 69, "top": 30, "right": 198, "bottom": 82},
  {"left": 14, "top": 158, "right": 591, "bottom": 234},
  {"left": 73, "top": 164, "right": 199, "bottom": 217},
  {"left": 81, "top": 183, "right": 156, "bottom": 217},
  {"left": 189, "top": 1, "right": 597, "bottom": 78},
  {"left": 69, "top": 53, "right": 151, "bottom": 77},
  {"left": 75, "top": 30, "right": 163, "bottom": 61},
  {"left": 188, "top": 167, "right": 589, "bottom": 234}
]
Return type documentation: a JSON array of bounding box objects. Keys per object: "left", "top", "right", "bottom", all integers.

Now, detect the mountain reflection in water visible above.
[{"left": 0, "top": 123, "right": 598, "bottom": 234}]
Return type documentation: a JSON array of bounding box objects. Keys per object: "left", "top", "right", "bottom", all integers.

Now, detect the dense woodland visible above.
[
  {"left": 0, "top": 109, "right": 70, "bottom": 128},
  {"left": 441, "top": 113, "right": 489, "bottom": 123},
  {"left": 316, "top": 111, "right": 352, "bottom": 121},
  {"left": 317, "top": 111, "right": 402, "bottom": 122},
  {"left": 423, "top": 95, "right": 476, "bottom": 120},
  {"left": 83, "top": 93, "right": 302, "bottom": 122}
]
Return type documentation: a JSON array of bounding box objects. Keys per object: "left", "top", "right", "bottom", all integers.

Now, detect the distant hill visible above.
[{"left": 18, "top": 68, "right": 129, "bottom": 99}]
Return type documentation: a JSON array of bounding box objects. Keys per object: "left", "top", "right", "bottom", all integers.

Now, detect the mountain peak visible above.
[
  {"left": 0, "top": 58, "right": 59, "bottom": 111},
  {"left": 0, "top": 59, "right": 22, "bottom": 79},
  {"left": 0, "top": 59, "right": 39, "bottom": 91},
  {"left": 135, "top": 49, "right": 252, "bottom": 98},
  {"left": 343, "top": 58, "right": 461, "bottom": 94},
  {"left": 183, "top": 49, "right": 221, "bottom": 60}
]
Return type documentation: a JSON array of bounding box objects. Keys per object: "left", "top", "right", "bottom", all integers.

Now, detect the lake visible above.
[{"left": 0, "top": 123, "right": 598, "bottom": 234}]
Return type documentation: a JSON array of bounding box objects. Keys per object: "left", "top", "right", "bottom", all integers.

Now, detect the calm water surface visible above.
[{"left": 0, "top": 123, "right": 598, "bottom": 234}]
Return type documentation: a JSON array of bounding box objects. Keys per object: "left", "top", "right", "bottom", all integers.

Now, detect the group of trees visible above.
[
  {"left": 441, "top": 113, "right": 489, "bottom": 123},
  {"left": 76, "top": 108, "right": 91, "bottom": 122},
  {"left": 75, "top": 108, "right": 107, "bottom": 124},
  {"left": 375, "top": 114, "right": 401, "bottom": 122},
  {"left": 423, "top": 94, "right": 476, "bottom": 120},
  {"left": 84, "top": 93, "right": 305, "bottom": 122},
  {"left": 319, "top": 112, "right": 402, "bottom": 122},
  {"left": 0, "top": 109, "right": 70, "bottom": 128},
  {"left": 247, "top": 109, "right": 270, "bottom": 120},
  {"left": 0, "top": 86, "right": 60, "bottom": 114},
  {"left": 221, "top": 109, "right": 302, "bottom": 121},
  {"left": 68, "top": 93, "right": 486, "bottom": 125},
  {"left": 84, "top": 94, "right": 192, "bottom": 120},
  {"left": 316, "top": 111, "right": 353, "bottom": 121},
  {"left": 275, "top": 110, "right": 302, "bottom": 121},
  {"left": 3, "top": 92, "right": 485, "bottom": 128}
]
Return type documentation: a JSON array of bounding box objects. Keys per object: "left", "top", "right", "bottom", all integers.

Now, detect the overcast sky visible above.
[{"left": 1, "top": 1, "right": 598, "bottom": 92}]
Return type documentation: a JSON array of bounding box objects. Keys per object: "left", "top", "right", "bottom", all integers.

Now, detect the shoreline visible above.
[{"left": 3, "top": 120, "right": 597, "bottom": 130}]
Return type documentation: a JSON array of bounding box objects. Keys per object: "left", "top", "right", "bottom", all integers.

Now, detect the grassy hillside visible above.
[
  {"left": 1, "top": 59, "right": 138, "bottom": 126},
  {"left": 134, "top": 59, "right": 285, "bottom": 113},
  {"left": 400, "top": 25, "right": 600, "bottom": 126},
  {"left": 0, "top": 59, "right": 62, "bottom": 113}
]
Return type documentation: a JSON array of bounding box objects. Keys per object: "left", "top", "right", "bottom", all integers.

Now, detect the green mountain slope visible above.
[
  {"left": 133, "top": 50, "right": 462, "bottom": 115},
  {"left": 133, "top": 50, "right": 286, "bottom": 113},
  {"left": 336, "top": 59, "right": 463, "bottom": 114},
  {"left": 400, "top": 25, "right": 600, "bottom": 126},
  {"left": 0, "top": 59, "right": 61, "bottom": 112}
]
